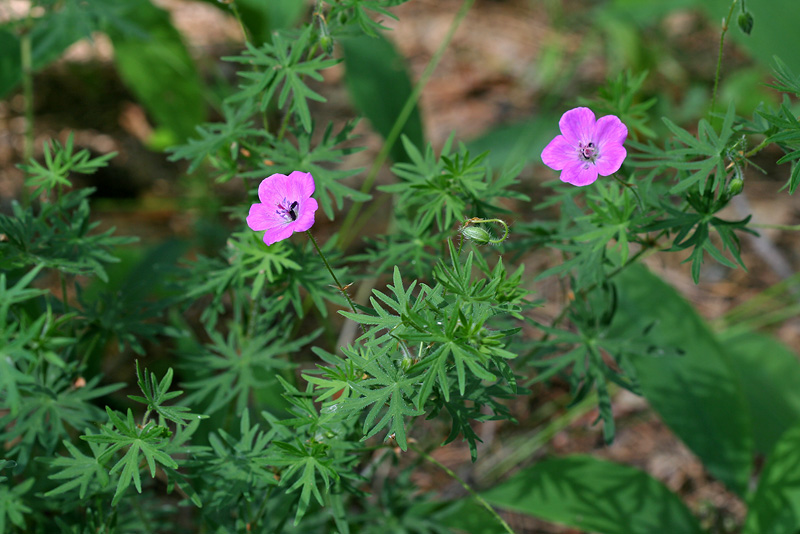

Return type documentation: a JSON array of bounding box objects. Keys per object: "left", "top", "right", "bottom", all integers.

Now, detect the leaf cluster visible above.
[{"left": 308, "top": 243, "right": 530, "bottom": 460}]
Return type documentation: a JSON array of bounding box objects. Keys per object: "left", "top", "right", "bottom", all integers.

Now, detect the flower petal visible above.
[
  {"left": 287, "top": 171, "right": 316, "bottom": 199},
  {"left": 541, "top": 135, "right": 577, "bottom": 171},
  {"left": 246, "top": 203, "right": 283, "bottom": 231},
  {"left": 559, "top": 107, "right": 596, "bottom": 145},
  {"left": 292, "top": 197, "right": 318, "bottom": 233},
  {"left": 595, "top": 144, "right": 627, "bottom": 176},
  {"left": 594, "top": 115, "right": 628, "bottom": 148},
  {"left": 258, "top": 173, "right": 292, "bottom": 205},
  {"left": 561, "top": 161, "right": 599, "bottom": 187},
  {"left": 262, "top": 224, "right": 294, "bottom": 246}
]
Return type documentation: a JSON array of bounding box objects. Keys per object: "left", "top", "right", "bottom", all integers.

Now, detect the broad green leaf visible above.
[
  {"left": 0, "top": 28, "right": 21, "bottom": 97},
  {"left": 743, "top": 421, "right": 800, "bottom": 534},
  {"left": 438, "top": 498, "right": 507, "bottom": 534},
  {"left": 612, "top": 265, "right": 752, "bottom": 496},
  {"left": 482, "top": 455, "right": 703, "bottom": 534},
  {"left": 720, "top": 332, "right": 800, "bottom": 455},
  {"left": 341, "top": 33, "right": 424, "bottom": 163},
  {"left": 107, "top": 1, "right": 205, "bottom": 143},
  {"left": 467, "top": 114, "right": 560, "bottom": 171}
]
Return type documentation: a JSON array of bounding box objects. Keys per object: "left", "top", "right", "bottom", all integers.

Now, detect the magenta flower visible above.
[
  {"left": 541, "top": 107, "right": 628, "bottom": 187},
  {"left": 246, "top": 171, "right": 319, "bottom": 246}
]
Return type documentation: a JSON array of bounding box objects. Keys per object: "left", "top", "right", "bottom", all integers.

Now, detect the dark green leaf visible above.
[
  {"left": 611, "top": 265, "right": 752, "bottom": 495},
  {"left": 482, "top": 456, "right": 703, "bottom": 534},
  {"left": 341, "top": 33, "right": 424, "bottom": 163},
  {"left": 721, "top": 332, "right": 800, "bottom": 455},
  {"left": 108, "top": 1, "right": 206, "bottom": 142},
  {"left": 743, "top": 421, "right": 800, "bottom": 533}
]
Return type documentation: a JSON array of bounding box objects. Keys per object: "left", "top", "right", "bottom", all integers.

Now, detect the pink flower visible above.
[
  {"left": 246, "top": 171, "right": 319, "bottom": 246},
  {"left": 541, "top": 107, "right": 628, "bottom": 187}
]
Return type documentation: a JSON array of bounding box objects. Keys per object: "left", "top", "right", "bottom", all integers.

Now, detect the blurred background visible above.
[{"left": 2, "top": 0, "right": 800, "bottom": 531}]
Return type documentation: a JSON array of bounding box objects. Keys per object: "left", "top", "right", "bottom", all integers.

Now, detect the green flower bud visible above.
[
  {"left": 461, "top": 225, "right": 492, "bottom": 245},
  {"left": 738, "top": 12, "right": 754, "bottom": 35},
  {"left": 728, "top": 177, "right": 744, "bottom": 196},
  {"left": 320, "top": 35, "right": 334, "bottom": 55}
]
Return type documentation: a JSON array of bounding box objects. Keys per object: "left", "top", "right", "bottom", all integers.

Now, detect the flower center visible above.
[
  {"left": 578, "top": 141, "right": 597, "bottom": 162},
  {"left": 276, "top": 199, "right": 299, "bottom": 222}
]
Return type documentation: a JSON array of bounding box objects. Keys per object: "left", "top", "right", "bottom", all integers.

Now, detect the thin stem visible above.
[
  {"left": 410, "top": 442, "right": 516, "bottom": 534},
  {"left": 276, "top": 101, "right": 293, "bottom": 141},
  {"left": 710, "top": 0, "right": 739, "bottom": 126},
  {"left": 744, "top": 137, "right": 769, "bottom": 159},
  {"left": 20, "top": 23, "right": 34, "bottom": 207},
  {"left": 249, "top": 485, "right": 275, "bottom": 530},
  {"left": 228, "top": 0, "right": 252, "bottom": 44},
  {"left": 750, "top": 223, "right": 800, "bottom": 231},
  {"left": 337, "top": 0, "right": 476, "bottom": 249},
  {"left": 306, "top": 231, "right": 366, "bottom": 334}
]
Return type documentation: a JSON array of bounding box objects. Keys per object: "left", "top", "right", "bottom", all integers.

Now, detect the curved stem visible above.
[
  {"left": 228, "top": 0, "right": 252, "bottom": 44},
  {"left": 710, "top": 0, "right": 739, "bottom": 126},
  {"left": 410, "top": 442, "right": 516, "bottom": 534},
  {"left": 337, "top": 0, "right": 476, "bottom": 249},
  {"left": 306, "top": 231, "right": 366, "bottom": 334}
]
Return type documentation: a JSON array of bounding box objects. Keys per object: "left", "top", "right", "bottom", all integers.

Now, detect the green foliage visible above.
[
  {"left": 341, "top": 33, "right": 424, "bottom": 162},
  {"left": 226, "top": 26, "right": 338, "bottom": 133},
  {"left": 181, "top": 321, "right": 317, "bottom": 414},
  {"left": 743, "top": 421, "right": 800, "bottom": 534},
  {"left": 2, "top": 140, "right": 135, "bottom": 281},
  {"left": 579, "top": 70, "right": 658, "bottom": 139},
  {"left": 611, "top": 265, "right": 753, "bottom": 496},
  {"left": 482, "top": 456, "right": 705, "bottom": 534},
  {"left": 7, "top": 1, "right": 800, "bottom": 533},
  {"left": 108, "top": 0, "right": 206, "bottom": 143},
  {"left": 758, "top": 98, "right": 800, "bottom": 193},
  {"left": 318, "top": 245, "right": 528, "bottom": 459}
]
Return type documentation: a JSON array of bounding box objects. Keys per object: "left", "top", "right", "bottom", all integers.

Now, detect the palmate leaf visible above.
[
  {"left": 0, "top": 373, "right": 124, "bottom": 469},
  {"left": 644, "top": 192, "right": 754, "bottom": 283},
  {"left": 242, "top": 121, "right": 371, "bottom": 220},
  {"left": 340, "top": 348, "right": 424, "bottom": 450},
  {"left": 383, "top": 138, "right": 508, "bottom": 233},
  {"left": 200, "top": 410, "right": 277, "bottom": 509},
  {"left": 129, "top": 361, "right": 206, "bottom": 426},
  {"left": 0, "top": 188, "right": 136, "bottom": 282},
  {"left": 181, "top": 323, "right": 316, "bottom": 414},
  {"left": 0, "top": 478, "right": 33, "bottom": 534},
  {"left": 759, "top": 102, "right": 800, "bottom": 194},
  {"left": 630, "top": 103, "right": 736, "bottom": 194},
  {"left": 82, "top": 407, "right": 179, "bottom": 506},
  {"left": 44, "top": 439, "right": 110, "bottom": 500},
  {"left": 17, "top": 133, "right": 116, "bottom": 196},
  {"left": 225, "top": 26, "right": 339, "bottom": 132},
  {"left": 329, "top": 0, "right": 399, "bottom": 37},
  {"left": 267, "top": 440, "right": 339, "bottom": 525},
  {"left": 184, "top": 231, "right": 301, "bottom": 328},
  {"left": 167, "top": 98, "right": 265, "bottom": 176}
]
